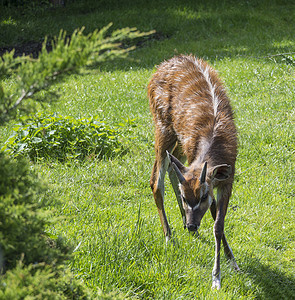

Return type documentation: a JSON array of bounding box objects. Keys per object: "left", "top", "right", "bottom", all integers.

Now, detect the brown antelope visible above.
[{"left": 148, "top": 55, "right": 239, "bottom": 289}]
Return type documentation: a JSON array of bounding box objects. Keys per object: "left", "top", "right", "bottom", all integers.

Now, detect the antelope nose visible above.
[{"left": 187, "top": 223, "right": 198, "bottom": 232}]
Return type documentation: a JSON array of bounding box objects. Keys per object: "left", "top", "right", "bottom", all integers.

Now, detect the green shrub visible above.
[
  {"left": 2, "top": 114, "right": 127, "bottom": 162},
  {"left": 0, "top": 152, "right": 69, "bottom": 271},
  {"left": 0, "top": 151, "right": 94, "bottom": 298},
  {"left": 0, "top": 262, "right": 91, "bottom": 300}
]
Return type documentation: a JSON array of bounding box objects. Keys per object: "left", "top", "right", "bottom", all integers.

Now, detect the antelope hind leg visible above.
[{"left": 222, "top": 235, "right": 240, "bottom": 271}]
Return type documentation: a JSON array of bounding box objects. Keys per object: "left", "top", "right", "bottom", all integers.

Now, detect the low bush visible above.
[
  {"left": 0, "top": 151, "right": 93, "bottom": 298},
  {"left": 0, "top": 151, "right": 69, "bottom": 270},
  {"left": 0, "top": 262, "right": 91, "bottom": 299},
  {"left": 2, "top": 114, "right": 128, "bottom": 162}
]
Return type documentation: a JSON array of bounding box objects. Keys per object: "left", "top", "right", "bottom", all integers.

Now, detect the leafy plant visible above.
[{"left": 2, "top": 114, "right": 129, "bottom": 162}]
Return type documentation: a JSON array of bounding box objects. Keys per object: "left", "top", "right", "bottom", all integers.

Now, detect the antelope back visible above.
[{"left": 148, "top": 55, "right": 237, "bottom": 167}]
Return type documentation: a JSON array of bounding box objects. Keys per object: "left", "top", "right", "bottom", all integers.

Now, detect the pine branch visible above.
[{"left": 0, "top": 24, "right": 155, "bottom": 124}]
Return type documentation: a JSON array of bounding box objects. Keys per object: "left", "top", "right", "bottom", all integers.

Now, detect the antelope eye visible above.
[{"left": 181, "top": 195, "right": 187, "bottom": 203}]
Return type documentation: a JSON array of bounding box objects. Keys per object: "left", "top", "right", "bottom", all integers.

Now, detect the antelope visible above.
[{"left": 148, "top": 55, "right": 239, "bottom": 289}]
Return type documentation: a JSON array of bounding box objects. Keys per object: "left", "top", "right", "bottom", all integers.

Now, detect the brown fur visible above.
[
  {"left": 148, "top": 55, "right": 237, "bottom": 167},
  {"left": 148, "top": 55, "right": 239, "bottom": 289}
]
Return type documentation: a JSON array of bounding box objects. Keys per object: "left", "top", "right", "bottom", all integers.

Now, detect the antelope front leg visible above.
[
  {"left": 211, "top": 188, "right": 228, "bottom": 290},
  {"left": 212, "top": 218, "right": 223, "bottom": 290},
  {"left": 210, "top": 198, "right": 239, "bottom": 271},
  {"left": 150, "top": 158, "right": 171, "bottom": 242}
]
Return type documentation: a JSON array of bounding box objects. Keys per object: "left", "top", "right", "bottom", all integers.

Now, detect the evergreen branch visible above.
[{"left": 0, "top": 24, "right": 155, "bottom": 124}]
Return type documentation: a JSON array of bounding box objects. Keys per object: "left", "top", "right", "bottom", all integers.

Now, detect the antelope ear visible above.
[
  {"left": 211, "top": 164, "right": 232, "bottom": 181},
  {"left": 166, "top": 151, "right": 187, "bottom": 184}
]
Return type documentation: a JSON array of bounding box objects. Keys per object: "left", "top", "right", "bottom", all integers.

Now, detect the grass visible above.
[{"left": 1, "top": 0, "right": 295, "bottom": 299}]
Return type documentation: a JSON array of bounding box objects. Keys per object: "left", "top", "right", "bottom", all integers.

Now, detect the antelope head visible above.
[{"left": 167, "top": 152, "right": 232, "bottom": 233}]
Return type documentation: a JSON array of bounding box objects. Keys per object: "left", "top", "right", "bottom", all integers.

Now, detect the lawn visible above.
[{"left": 0, "top": 0, "right": 294, "bottom": 299}]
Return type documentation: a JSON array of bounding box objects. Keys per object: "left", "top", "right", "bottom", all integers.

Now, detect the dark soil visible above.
[
  {"left": 0, "top": 40, "right": 53, "bottom": 58},
  {"left": 0, "top": 31, "right": 169, "bottom": 59}
]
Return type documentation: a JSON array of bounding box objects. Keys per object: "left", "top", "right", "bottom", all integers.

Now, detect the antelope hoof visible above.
[
  {"left": 165, "top": 235, "right": 170, "bottom": 244},
  {"left": 232, "top": 260, "right": 240, "bottom": 272},
  {"left": 212, "top": 278, "right": 221, "bottom": 290}
]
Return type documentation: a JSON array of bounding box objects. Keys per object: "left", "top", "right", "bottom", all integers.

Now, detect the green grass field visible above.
[{"left": 1, "top": 0, "right": 294, "bottom": 299}]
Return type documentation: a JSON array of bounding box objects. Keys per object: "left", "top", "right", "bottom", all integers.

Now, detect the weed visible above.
[{"left": 2, "top": 114, "right": 129, "bottom": 161}]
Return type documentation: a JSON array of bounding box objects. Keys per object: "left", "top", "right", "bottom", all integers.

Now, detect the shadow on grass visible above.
[
  {"left": 245, "top": 256, "right": 295, "bottom": 299},
  {"left": 0, "top": 0, "right": 294, "bottom": 64}
]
